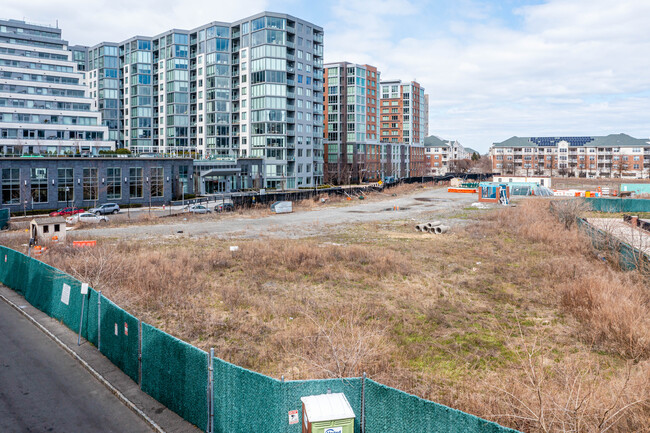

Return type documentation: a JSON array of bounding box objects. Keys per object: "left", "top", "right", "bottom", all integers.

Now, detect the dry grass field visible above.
[{"left": 16, "top": 199, "right": 650, "bottom": 432}]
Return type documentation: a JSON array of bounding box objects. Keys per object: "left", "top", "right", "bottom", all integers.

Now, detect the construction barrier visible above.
[
  {"left": 99, "top": 296, "right": 140, "bottom": 383},
  {"left": 141, "top": 323, "right": 209, "bottom": 432},
  {"left": 73, "top": 240, "right": 97, "bottom": 248},
  {"left": 365, "top": 379, "right": 510, "bottom": 433},
  {"left": 0, "top": 245, "right": 519, "bottom": 433},
  {"left": 585, "top": 197, "right": 650, "bottom": 213},
  {"left": 447, "top": 187, "right": 477, "bottom": 193}
]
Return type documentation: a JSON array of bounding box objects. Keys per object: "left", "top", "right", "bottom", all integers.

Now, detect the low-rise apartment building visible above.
[
  {"left": 490, "top": 134, "right": 650, "bottom": 179},
  {"left": 424, "top": 136, "right": 470, "bottom": 175}
]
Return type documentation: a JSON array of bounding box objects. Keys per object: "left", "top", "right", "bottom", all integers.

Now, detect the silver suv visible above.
[{"left": 89, "top": 203, "right": 120, "bottom": 215}]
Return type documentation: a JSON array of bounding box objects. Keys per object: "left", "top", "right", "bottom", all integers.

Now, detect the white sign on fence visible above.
[
  {"left": 61, "top": 283, "right": 70, "bottom": 305},
  {"left": 80, "top": 282, "right": 89, "bottom": 295}
]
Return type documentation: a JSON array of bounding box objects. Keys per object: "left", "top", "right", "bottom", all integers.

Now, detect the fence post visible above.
[
  {"left": 361, "top": 372, "right": 366, "bottom": 433},
  {"left": 138, "top": 319, "right": 142, "bottom": 387},
  {"left": 208, "top": 348, "right": 214, "bottom": 433},
  {"left": 97, "top": 290, "right": 102, "bottom": 352}
]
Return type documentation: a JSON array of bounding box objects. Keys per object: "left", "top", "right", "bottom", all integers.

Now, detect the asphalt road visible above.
[{"left": 0, "top": 299, "right": 153, "bottom": 433}]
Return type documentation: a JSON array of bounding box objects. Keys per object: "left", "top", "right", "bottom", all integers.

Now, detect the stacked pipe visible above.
[{"left": 414, "top": 221, "right": 450, "bottom": 234}]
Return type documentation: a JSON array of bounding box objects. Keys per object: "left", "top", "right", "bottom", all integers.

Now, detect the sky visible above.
[{"left": 6, "top": 0, "right": 650, "bottom": 153}]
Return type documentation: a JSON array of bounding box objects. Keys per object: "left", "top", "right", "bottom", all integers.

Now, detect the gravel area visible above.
[
  {"left": 66, "top": 188, "right": 483, "bottom": 240},
  {"left": 589, "top": 218, "right": 650, "bottom": 254}
]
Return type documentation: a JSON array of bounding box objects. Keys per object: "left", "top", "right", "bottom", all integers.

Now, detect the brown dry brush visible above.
[
  {"left": 34, "top": 199, "right": 650, "bottom": 432},
  {"left": 479, "top": 199, "right": 650, "bottom": 432}
]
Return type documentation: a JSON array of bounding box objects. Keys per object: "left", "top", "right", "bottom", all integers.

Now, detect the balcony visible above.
[
  {"left": 287, "top": 54, "right": 295, "bottom": 61},
  {"left": 287, "top": 91, "right": 295, "bottom": 98},
  {"left": 287, "top": 66, "right": 295, "bottom": 73},
  {"left": 286, "top": 41, "right": 295, "bottom": 49},
  {"left": 314, "top": 33, "right": 323, "bottom": 43}
]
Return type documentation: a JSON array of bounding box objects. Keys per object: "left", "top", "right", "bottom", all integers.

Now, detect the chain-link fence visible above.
[
  {"left": 577, "top": 217, "right": 650, "bottom": 272},
  {"left": 0, "top": 246, "right": 518, "bottom": 433}
]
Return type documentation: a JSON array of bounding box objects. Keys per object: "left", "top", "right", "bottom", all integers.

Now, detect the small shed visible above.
[
  {"left": 301, "top": 393, "right": 355, "bottom": 433},
  {"left": 30, "top": 217, "right": 66, "bottom": 245}
]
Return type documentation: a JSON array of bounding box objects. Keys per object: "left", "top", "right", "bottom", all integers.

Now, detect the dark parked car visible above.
[
  {"left": 50, "top": 207, "right": 84, "bottom": 217},
  {"left": 215, "top": 202, "right": 234, "bottom": 212},
  {"left": 88, "top": 203, "right": 120, "bottom": 215}
]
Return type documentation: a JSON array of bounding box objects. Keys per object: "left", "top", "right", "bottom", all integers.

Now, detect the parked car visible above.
[
  {"left": 50, "top": 207, "right": 84, "bottom": 217},
  {"left": 88, "top": 203, "right": 120, "bottom": 215},
  {"left": 187, "top": 204, "right": 211, "bottom": 214},
  {"left": 66, "top": 212, "right": 109, "bottom": 224},
  {"left": 215, "top": 202, "right": 234, "bottom": 212}
]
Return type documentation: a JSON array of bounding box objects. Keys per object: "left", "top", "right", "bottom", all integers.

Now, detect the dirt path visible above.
[{"left": 69, "top": 188, "right": 481, "bottom": 240}]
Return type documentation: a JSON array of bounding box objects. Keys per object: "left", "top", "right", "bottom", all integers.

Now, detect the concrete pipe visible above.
[
  {"left": 425, "top": 226, "right": 436, "bottom": 234},
  {"left": 434, "top": 225, "right": 450, "bottom": 234},
  {"left": 426, "top": 220, "right": 442, "bottom": 228},
  {"left": 415, "top": 224, "right": 425, "bottom": 232}
]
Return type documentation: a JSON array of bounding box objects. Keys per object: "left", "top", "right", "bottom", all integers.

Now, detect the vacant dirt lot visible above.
[
  {"left": 60, "top": 185, "right": 479, "bottom": 240},
  {"left": 13, "top": 193, "right": 646, "bottom": 433}
]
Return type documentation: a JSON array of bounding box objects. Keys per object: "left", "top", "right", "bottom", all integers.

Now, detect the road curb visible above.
[{"left": 0, "top": 292, "right": 165, "bottom": 433}]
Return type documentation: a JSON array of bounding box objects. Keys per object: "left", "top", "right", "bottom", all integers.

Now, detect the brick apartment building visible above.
[{"left": 490, "top": 134, "right": 650, "bottom": 179}]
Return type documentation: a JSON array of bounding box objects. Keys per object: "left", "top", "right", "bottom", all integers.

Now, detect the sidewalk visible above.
[{"left": 0, "top": 284, "right": 202, "bottom": 433}]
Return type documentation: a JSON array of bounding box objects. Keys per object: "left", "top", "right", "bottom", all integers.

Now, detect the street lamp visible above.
[{"left": 65, "top": 186, "right": 70, "bottom": 208}]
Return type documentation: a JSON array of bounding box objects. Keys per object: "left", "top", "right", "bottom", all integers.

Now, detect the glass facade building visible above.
[
  {"left": 75, "top": 12, "right": 324, "bottom": 188},
  {"left": 323, "top": 62, "right": 381, "bottom": 183},
  {"left": 0, "top": 19, "right": 114, "bottom": 155}
]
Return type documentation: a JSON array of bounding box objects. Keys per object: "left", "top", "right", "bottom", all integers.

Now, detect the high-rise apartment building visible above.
[
  {"left": 323, "top": 62, "right": 380, "bottom": 183},
  {"left": 0, "top": 19, "right": 113, "bottom": 155},
  {"left": 379, "top": 79, "right": 426, "bottom": 146},
  {"left": 378, "top": 79, "right": 428, "bottom": 178},
  {"left": 76, "top": 12, "right": 324, "bottom": 188}
]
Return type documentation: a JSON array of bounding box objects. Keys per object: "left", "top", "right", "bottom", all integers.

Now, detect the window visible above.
[
  {"left": 150, "top": 167, "right": 163, "bottom": 198},
  {"left": 82, "top": 168, "right": 97, "bottom": 201},
  {"left": 1, "top": 168, "right": 19, "bottom": 204},
  {"left": 30, "top": 168, "right": 48, "bottom": 203},
  {"left": 107, "top": 167, "right": 121, "bottom": 200},
  {"left": 57, "top": 168, "right": 74, "bottom": 202},
  {"left": 129, "top": 168, "right": 143, "bottom": 198}
]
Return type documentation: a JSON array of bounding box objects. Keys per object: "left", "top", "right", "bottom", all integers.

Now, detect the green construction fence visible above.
[
  {"left": 585, "top": 197, "right": 650, "bottom": 213},
  {"left": 141, "top": 323, "right": 209, "bottom": 432},
  {"left": 364, "top": 379, "right": 518, "bottom": 433},
  {"left": 0, "top": 245, "right": 519, "bottom": 433}
]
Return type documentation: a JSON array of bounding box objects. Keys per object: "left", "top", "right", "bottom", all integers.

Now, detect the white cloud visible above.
[
  {"left": 6, "top": 0, "right": 650, "bottom": 152},
  {"left": 3, "top": 0, "right": 269, "bottom": 45},
  {"left": 325, "top": 0, "right": 650, "bottom": 152}
]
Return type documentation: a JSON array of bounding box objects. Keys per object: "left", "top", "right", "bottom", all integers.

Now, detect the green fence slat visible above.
[
  {"left": 99, "top": 297, "right": 139, "bottom": 382},
  {"left": 364, "top": 379, "right": 518, "bottom": 433},
  {"left": 141, "top": 323, "right": 208, "bottom": 431},
  {"left": 212, "top": 358, "right": 283, "bottom": 433},
  {"left": 585, "top": 197, "right": 650, "bottom": 213}
]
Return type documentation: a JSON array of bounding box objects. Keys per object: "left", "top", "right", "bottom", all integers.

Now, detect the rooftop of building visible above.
[
  {"left": 424, "top": 135, "right": 450, "bottom": 147},
  {"left": 70, "top": 11, "right": 323, "bottom": 48},
  {"left": 492, "top": 133, "right": 650, "bottom": 148}
]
